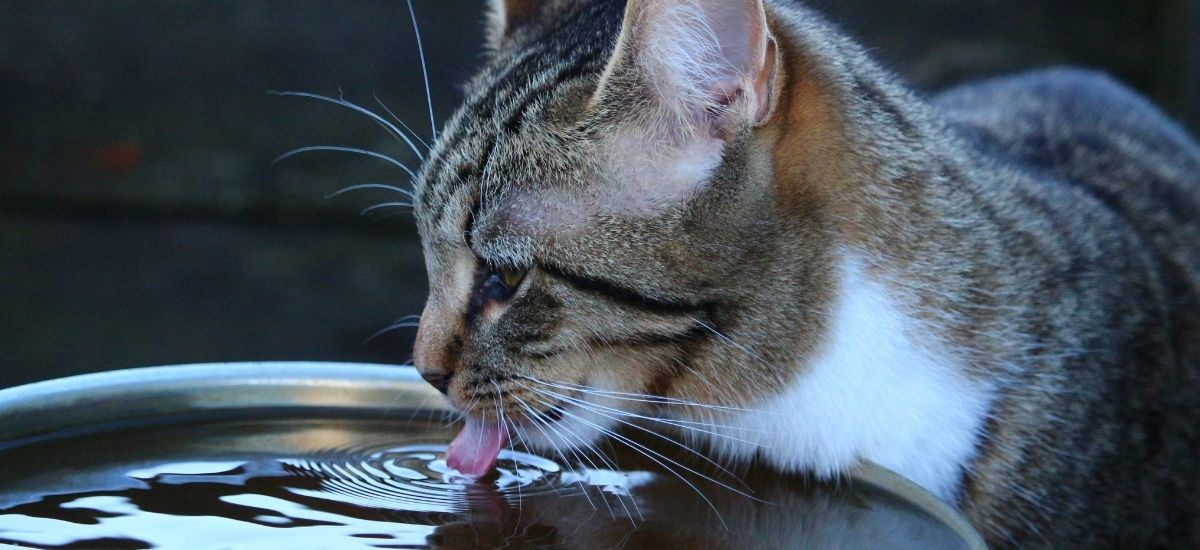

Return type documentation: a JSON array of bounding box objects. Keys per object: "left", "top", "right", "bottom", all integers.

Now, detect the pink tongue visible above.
[{"left": 445, "top": 416, "right": 509, "bottom": 478}]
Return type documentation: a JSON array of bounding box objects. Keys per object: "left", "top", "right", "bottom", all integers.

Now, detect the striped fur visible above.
[{"left": 411, "top": 1, "right": 1200, "bottom": 546}]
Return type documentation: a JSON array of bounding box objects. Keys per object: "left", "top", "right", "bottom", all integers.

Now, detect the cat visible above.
[{"left": 408, "top": 0, "right": 1200, "bottom": 546}]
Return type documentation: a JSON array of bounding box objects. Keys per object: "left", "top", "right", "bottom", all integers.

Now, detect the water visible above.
[{"left": 0, "top": 417, "right": 970, "bottom": 549}]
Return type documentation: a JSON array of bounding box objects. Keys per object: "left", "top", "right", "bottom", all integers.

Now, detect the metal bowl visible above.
[{"left": 0, "top": 362, "right": 986, "bottom": 549}]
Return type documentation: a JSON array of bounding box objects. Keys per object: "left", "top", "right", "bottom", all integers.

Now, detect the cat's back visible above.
[
  {"left": 932, "top": 69, "right": 1200, "bottom": 545},
  {"left": 934, "top": 68, "right": 1200, "bottom": 290}
]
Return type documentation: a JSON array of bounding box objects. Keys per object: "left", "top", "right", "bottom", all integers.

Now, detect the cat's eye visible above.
[
  {"left": 475, "top": 264, "right": 529, "bottom": 303},
  {"left": 497, "top": 265, "right": 527, "bottom": 290}
]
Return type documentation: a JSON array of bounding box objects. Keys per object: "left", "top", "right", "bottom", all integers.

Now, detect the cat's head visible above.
[{"left": 413, "top": 0, "right": 840, "bottom": 469}]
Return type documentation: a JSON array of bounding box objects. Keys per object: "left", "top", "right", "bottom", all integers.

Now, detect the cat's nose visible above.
[
  {"left": 413, "top": 307, "right": 460, "bottom": 395},
  {"left": 415, "top": 346, "right": 456, "bottom": 395},
  {"left": 414, "top": 340, "right": 455, "bottom": 394},
  {"left": 421, "top": 369, "right": 453, "bottom": 394}
]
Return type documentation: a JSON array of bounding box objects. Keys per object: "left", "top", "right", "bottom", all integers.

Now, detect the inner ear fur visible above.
[{"left": 593, "top": 0, "right": 779, "bottom": 137}]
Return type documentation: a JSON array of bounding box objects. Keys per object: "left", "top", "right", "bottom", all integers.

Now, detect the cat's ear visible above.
[
  {"left": 595, "top": 0, "right": 778, "bottom": 135},
  {"left": 486, "top": 0, "right": 542, "bottom": 50}
]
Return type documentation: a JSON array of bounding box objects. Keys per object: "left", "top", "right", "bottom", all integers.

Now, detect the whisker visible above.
[
  {"left": 364, "top": 315, "right": 421, "bottom": 344},
  {"left": 560, "top": 436, "right": 642, "bottom": 523},
  {"left": 690, "top": 317, "right": 775, "bottom": 370},
  {"left": 503, "top": 416, "right": 537, "bottom": 535},
  {"left": 357, "top": 200, "right": 415, "bottom": 216},
  {"left": 404, "top": 0, "right": 437, "bottom": 139},
  {"left": 326, "top": 183, "right": 414, "bottom": 200},
  {"left": 512, "top": 398, "right": 599, "bottom": 512},
  {"left": 522, "top": 376, "right": 773, "bottom": 415},
  {"left": 446, "top": 393, "right": 479, "bottom": 430},
  {"left": 540, "top": 416, "right": 619, "bottom": 521},
  {"left": 506, "top": 413, "right": 568, "bottom": 499},
  {"left": 518, "top": 396, "right": 633, "bottom": 522},
  {"left": 269, "top": 90, "right": 425, "bottom": 159},
  {"left": 273, "top": 145, "right": 418, "bottom": 180},
  {"left": 528, "top": 393, "right": 761, "bottom": 502},
  {"left": 562, "top": 388, "right": 766, "bottom": 435},
  {"left": 525, "top": 375, "right": 731, "bottom": 408},
  {"left": 524, "top": 384, "right": 758, "bottom": 494},
  {"left": 530, "top": 384, "right": 765, "bottom": 445},
  {"left": 400, "top": 383, "right": 438, "bottom": 424},
  {"left": 531, "top": 396, "right": 730, "bottom": 530},
  {"left": 374, "top": 94, "right": 431, "bottom": 151},
  {"left": 490, "top": 382, "right": 523, "bottom": 517}
]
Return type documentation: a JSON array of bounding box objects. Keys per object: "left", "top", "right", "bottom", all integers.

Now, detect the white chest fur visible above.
[{"left": 703, "top": 256, "right": 993, "bottom": 501}]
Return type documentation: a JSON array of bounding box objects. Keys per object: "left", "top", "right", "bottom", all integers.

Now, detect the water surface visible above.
[{"left": 0, "top": 417, "right": 969, "bottom": 548}]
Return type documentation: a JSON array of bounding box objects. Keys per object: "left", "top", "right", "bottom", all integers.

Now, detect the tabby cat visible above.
[{"left": 409, "top": 0, "right": 1200, "bottom": 545}]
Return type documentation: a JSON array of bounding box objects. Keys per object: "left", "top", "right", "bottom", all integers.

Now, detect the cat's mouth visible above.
[
  {"left": 445, "top": 414, "right": 509, "bottom": 477},
  {"left": 444, "top": 395, "right": 568, "bottom": 478}
]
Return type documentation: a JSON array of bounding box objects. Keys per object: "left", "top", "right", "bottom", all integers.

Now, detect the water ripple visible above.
[{"left": 280, "top": 444, "right": 572, "bottom": 514}]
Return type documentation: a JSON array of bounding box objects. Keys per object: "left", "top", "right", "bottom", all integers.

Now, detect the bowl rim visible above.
[{"left": 0, "top": 362, "right": 985, "bottom": 549}]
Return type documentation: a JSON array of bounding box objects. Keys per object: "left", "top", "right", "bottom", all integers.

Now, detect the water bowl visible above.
[{"left": 0, "top": 363, "right": 985, "bottom": 549}]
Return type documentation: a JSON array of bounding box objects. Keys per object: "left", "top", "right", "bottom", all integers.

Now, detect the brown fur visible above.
[{"left": 412, "top": 1, "right": 1200, "bottom": 545}]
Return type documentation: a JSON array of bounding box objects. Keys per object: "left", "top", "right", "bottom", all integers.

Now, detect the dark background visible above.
[{"left": 2, "top": 0, "right": 1198, "bottom": 389}]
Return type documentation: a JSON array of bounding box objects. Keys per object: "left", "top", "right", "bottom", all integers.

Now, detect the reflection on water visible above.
[
  {"left": 0, "top": 418, "right": 969, "bottom": 549},
  {"left": 283, "top": 445, "right": 579, "bottom": 514}
]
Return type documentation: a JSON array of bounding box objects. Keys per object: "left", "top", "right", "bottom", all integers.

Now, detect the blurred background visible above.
[{"left": 1, "top": 0, "right": 1198, "bottom": 389}]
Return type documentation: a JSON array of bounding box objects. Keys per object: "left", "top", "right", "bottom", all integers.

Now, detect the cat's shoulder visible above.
[
  {"left": 932, "top": 68, "right": 1200, "bottom": 163},
  {"left": 932, "top": 68, "right": 1200, "bottom": 284},
  {"left": 936, "top": 68, "right": 1144, "bottom": 111}
]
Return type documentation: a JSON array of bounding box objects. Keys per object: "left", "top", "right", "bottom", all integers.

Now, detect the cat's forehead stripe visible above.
[
  {"left": 419, "top": 1, "right": 622, "bottom": 228},
  {"left": 425, "top": 14, "right": 577, "bottom": 178}
]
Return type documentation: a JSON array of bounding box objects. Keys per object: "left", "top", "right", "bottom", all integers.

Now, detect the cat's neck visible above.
[
  {"left": 769, "top": 4, "right": 1021, "bottom": 372},
  {"left": 702, "top": 5, "right": 1020, "bottom": 498}
]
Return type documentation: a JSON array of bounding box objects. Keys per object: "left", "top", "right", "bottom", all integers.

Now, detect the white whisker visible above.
[
  {"left": 518, "top": 396, "right": 637, "bottom": 523},
  {"left": 360, "top": 202, "right": 415, "bottom": 216},
  {"left": 531, "top": 396, "right": 730, "bottom": 530},
  {"left": 691, "top": 317, "right": 774, "bottom": 370},
  {"left": 326, "top": 183, "right": 414, "bottom": 200},
  {"left": 522, "top": 376, "right": 772, "bottom": 415},
  {"left": 530, "top": 393, "right": 759, "bottom": 501},
  {"left": 447, "top": 392, "right": 479, "bottom": 429},
  {"left": 365, "top": 315, "right": 421, "bottom": 344},
  {"left": 529, "top": 383, "right": 765, "bottom": 444},
  {"left": 269, "top": 90, "right": 425, "bottom": 159},
  {"left": 274, "top": 145, "right": 417, "bottom": 180},
  {"left": 374, "top": 93, "right": 431, "bottom": 151},
  {"left": 524, "top": 384, "right": 758, "bottom": 494},
  {"left": 404, "top": 0, "right": 437, "bottom": 140},
  {"left": 490, "top": 382, "right": 523, "bottom": 517},
  {"left": 539, "top": 417, "right": 619, "bottom": 520},
  {"left": 512, "top": 397, "right": 599, "bottom": 512},
  {"left": 506, "top": 413, "right": 569, "bottom": 499}
]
